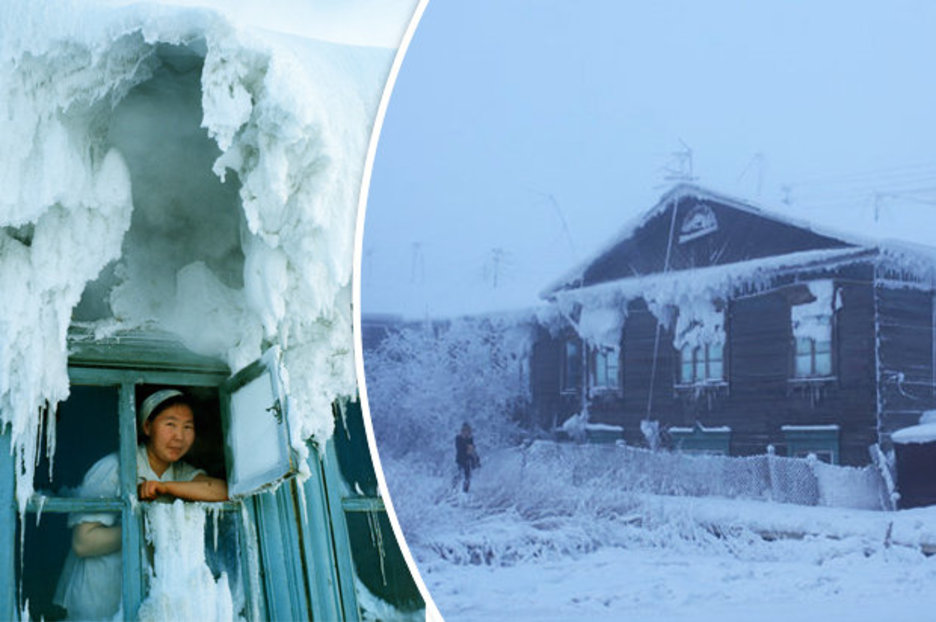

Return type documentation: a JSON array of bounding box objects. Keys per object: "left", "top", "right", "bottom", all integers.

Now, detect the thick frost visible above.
[
  {"left": 0, "top": 1, "right": 394, "bottom": 507},
  {"left": 138, "top": 501, "right": 238, "bottom": 622}
]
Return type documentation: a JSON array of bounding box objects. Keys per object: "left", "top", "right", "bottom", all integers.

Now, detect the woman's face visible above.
[{"left": 143, "top": 403, "right": 196, "bottom": 466}]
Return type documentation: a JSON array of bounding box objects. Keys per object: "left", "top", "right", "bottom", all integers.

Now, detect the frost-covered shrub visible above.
[{"left": 364, "top": 314, "right": 534, "bottom": 468}]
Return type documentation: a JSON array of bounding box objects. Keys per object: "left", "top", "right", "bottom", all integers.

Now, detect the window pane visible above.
[
  {"left": 35, "top": 386, "right": 120, "bottom": 497},
  {"left": 693, "top": 347, "right": 704, "bottom": 382},
  {"left": 20, "top": 512, "right": 124, "bottom": 622},
  {"left": 708, "top": 357, "right": 723, "bottom": 381},
  {"left": 708, "top": 344, "right": 724, "bottom": 380},
  {"left": 345, "top": 511, "right": 424, "bottom": 618},
  {"left": 203, "top": 510, "right": 248, "bottom": 619},
  {"left": 563, "top": 340, "right": 581, "bottom": 389},
  {"left": 815, "top": 342, "right": 832, "bottom": 376},
  {"left": 795, "top": 353, "right": 813, "bottom": 377},
  {"left": 225, "top": 366, "right": 293, "bottom": 497},
  {"left": 334, "top": 400, "right": 378, "bottom": 498},
  {"left": 606, "top": 354, "right": 620, "bottom": 387},
  {"left": 680, "top": 346, "right": 693, "bottom": 383}
]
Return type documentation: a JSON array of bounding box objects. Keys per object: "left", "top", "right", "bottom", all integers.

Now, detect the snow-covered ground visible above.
[{"left": 383, "top": 444, "right": 936, "bottom": 622}]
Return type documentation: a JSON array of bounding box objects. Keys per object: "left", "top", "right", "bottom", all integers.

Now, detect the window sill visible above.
[
  {"left": 674, "top": 380, "right": 728, "bottom": 390},
  {"left": 787, "top": 376, "right": 837, "bottom": 384}
]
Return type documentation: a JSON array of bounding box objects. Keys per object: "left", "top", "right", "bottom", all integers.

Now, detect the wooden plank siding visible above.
[
  {"left": 532, "top": 269, "right": 883, "bottom": 466},
  {"left": 875, "top": 284, "right": 936, "bottom": 442}
]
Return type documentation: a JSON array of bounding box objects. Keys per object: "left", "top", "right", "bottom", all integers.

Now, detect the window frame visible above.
[
  {"left": 789, "top": 281, "right": 837, "bottom": 381},
  {"left": 0, "top": 332, "right": 405, "bottom": 621},
  {"left": 560, "top": 337, "right": 583, "bottom": 394},
  {"left": 589, "top": 345, "right": 621, "bottom": 392},
  {"left": 677, "top": 342, "right": 726, "bottom": 386}
]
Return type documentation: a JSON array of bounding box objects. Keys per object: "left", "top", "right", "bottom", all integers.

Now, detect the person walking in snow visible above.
[{"left": 455, "top": 422, "right": 480, "bottom": 492}]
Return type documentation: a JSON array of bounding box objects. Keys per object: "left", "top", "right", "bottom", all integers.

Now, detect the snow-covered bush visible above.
[{"left": 364, "top": 313, "right": 535, "bottom": 468}]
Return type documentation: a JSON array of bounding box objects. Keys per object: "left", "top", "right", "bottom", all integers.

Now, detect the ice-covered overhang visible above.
[{"left": 0, "top": 0, "right": 413, "bottom": 508}]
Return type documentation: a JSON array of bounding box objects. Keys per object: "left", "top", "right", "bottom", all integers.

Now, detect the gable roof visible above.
[{"left": 541, "top": 184, "right": 876, "bottom": 298}]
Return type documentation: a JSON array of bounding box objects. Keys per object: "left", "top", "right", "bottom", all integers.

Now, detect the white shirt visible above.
[{"left": 53, "top": 446, "right": 205, "bottom": 621}]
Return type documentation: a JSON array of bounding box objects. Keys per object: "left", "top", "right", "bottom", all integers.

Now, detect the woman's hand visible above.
[{"left": 138, "top": 480, "right": 167, "bottom": 500}]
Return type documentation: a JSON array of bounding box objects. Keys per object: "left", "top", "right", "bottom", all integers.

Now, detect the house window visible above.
[
  {"left": 674, "top": 302, "right": 726, "bottom": 386},
  {"left": 561, "top": 338, "right": 582, "bottom": 392},
  {"left": 794, "top": 337, "right": 832, "bottom": 378},
  {"left": 590, "top": 346, "right": 620, "bottom": 390},
  {"left": 679, "top": 343, "right": 725, "bottom": 384},
  {"left": 791, "top": 280, "right": 837, "bottom": 379}
]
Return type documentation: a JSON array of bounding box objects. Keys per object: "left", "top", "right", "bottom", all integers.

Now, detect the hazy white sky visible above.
[{"left": 362, "top": 1, "right": 936, "bottom": 319}]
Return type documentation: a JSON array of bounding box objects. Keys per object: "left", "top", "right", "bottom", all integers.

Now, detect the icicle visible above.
[
  {"left": 33, "top": 495, "right": 45, "bottom": 527},
  {"left": 209, "top": 503, "right": 221, "bottom": 552},
  {"left": 296, "top": 477, "right": 309, "bottom": 526},
  {"left": 366, "top": 508, "right": 388, "bottom": 586},
  {"left": 45, "top": 402, "right": 57, "bottom": 485}
]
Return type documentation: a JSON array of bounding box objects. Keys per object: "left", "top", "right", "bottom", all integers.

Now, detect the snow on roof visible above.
[
  {"left": 551, "top": 246, "right": 877, "bottom": 315},
  {"left": 892, "top": 423, "right": 936, "bottom": 445},
  {"left": 541, "top": 183, "right": 884, "bottom": 298}
]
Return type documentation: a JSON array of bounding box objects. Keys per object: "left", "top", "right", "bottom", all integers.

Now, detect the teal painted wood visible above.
[
  {"left": 340, "top": 497, "right": 385, "bottom": 513},
  {"left": 251, "top": 490, "right": 309, "bottom": 621},
  {"left": 119, "top": 382, "right": 145, "bottom": 621},
  {"left": 0, "top": 429, "right": 15, "bottom": 621},
  {"left": 68, "top": 366, "right": 228, "bottom": 388},
  {"left": 26, "top": 497, "right": 122, "bottom": 513},
  {"left": 220, "top": 347, "right": 299, "bottom": 498},
  {"left": 237, "top": 501, "right": 266, "bottom": 621},
  {"left": 68, "top": 328, "right": 229, "bottom": 374},
  {"left": 300, "top": 445, "right": 344, "bottom": 622},
  {"left": 321, "top": 439, "right": 362, "bottom": 621}
]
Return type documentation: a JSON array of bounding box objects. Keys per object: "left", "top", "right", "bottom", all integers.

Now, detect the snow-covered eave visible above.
[
  {"left": 545, "top": 246, "right": 880, "bottom": 308},
  {"left": 540, "top": 183, "right": 878, "bottom": 299}
]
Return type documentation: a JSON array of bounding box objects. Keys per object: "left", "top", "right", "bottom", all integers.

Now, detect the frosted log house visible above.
[
  {"left": 529, "top": 184, "right": 936, "bottom": 499},
  {"left": 0, "top": 3, "right": 422, "bottom": 621}
]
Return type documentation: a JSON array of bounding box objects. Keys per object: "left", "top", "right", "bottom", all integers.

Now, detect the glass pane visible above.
[
  {"left": 345, "top": 510, "right": 424, "bottom": 619},
  {"left": 593, "top": 351, "right": 609, "bottom": 387},
  {"left": 815, "top": 349, "right": 832, "bottom": 376},
  {"left": 334, "top": 400, "right": 379, "bottom": 498},
  {"left": 606, "top": 353, "right": 620, "bottom": 387},
  {"left": 226, "top": 371, "right": 289, "bottom": 496},
  {"left": 20, "top": 512, "right": 124, "bottom": 622},
  {"left": 563, "top": 340, "right": 581, "bottom": 389},
  {"left": 35, "top": 386, "right": 120, "bottom": 497},
  {"left": 708, "top": 358, "right": 723, "bottom": 380},
  {"left": 693, "top": 347, "right": 704, "bottom": 382},
  {"left": 795, "top": 353, "right": 813, "bottom": 377},
  {"left": 680, "top": 346, "right": 692, "bottom": 383},
  {"left": 203, "top": 510, "right": 248, "bottom": 619}
]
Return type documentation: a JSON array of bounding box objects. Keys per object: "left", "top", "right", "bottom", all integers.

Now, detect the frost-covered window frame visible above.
[
  {"left": 674, "top": 302, "right": 727, "bottom": 388},
  {"left": 790, "top": 280, "right": 838, "bottom": 380},
  {"left": 12, "top": 359, "right": 255, "bottom": 622},
  {"left": 678, "top": 342, "right": 725, "bottom": 385},
  {"left": 560, "top": 337, "right": 583, "bottom": 393},
  {"left": 589, "top": 345, "right": 621, "bottom": 391},
  {"left": 0, "top": 338, "right": 369, "bottom": 622}
]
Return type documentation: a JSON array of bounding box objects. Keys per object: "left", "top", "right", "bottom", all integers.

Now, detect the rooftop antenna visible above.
[
  {"left": 661, "top": 138, "right": 698, "bottom": 184},
  {"left": 737, "top": 152, "right": 765, "bottom": 196},
  {"left": 530, "top": 190, "right": 577, "bottom": 259}
]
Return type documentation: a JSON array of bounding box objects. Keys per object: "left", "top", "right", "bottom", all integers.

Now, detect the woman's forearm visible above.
[
  {"left": 140, "top": 475, "right": 229, "bottom": 502},
  {"left": 73, "top": 522, "right": 121, "bottom": 557}
]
